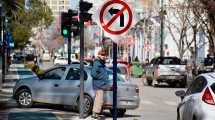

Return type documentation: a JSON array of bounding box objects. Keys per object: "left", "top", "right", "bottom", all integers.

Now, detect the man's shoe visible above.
[{"left": 91, "top": 112, "right": 99, "bottom": 119}]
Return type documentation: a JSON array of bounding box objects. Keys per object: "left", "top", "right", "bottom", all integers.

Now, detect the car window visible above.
[
  {"left": 43, "top": 67, "right": 66, "bottom": 80},
  {"left": 150, "top": 58, "right": 156, "bottom": 64},
  {"left": 107, "top": 70, "right": 124, "bottom": 82},
  {"left": 211, "top": 83, "right": 215, "bottom": 94},
  {"left": 186, "top": 76, "right": 207, "bottom": 95},
  {"left": 156, "top": 58, "right": 181, "bottom": 65},
  {"left": 66, "top": 68, "right": 88, "bottom": 80},
  {"left": 108, "top": 66, "right": 128, "bottom": 75},
  {"left": 118, "top": 67, "right": 127, "bottom": 74}
]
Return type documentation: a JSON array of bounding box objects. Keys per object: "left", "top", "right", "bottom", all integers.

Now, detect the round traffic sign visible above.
[{"left": 99, "top": 0, "right": 133, "bottom": 35}]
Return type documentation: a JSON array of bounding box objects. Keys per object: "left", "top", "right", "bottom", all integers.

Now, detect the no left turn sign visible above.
[{"left": 99, "top": 0, "right": 133, "bottom": 35}]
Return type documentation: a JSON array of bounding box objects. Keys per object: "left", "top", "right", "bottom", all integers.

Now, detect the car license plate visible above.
[
  {"left": 168, "top": 76, "right": 176, "bottom": 79},
  {"left": 120, "top": 101, "right": 133, "bottom": 105}
]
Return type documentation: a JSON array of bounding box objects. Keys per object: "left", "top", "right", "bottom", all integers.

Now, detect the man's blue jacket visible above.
[{"left": 91, "top": 58, "right": 109, "bottom": 90}]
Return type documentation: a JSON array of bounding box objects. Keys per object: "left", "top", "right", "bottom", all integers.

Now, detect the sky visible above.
[{"left": 70, "top": 0, "right": 79, "bottom": 9}]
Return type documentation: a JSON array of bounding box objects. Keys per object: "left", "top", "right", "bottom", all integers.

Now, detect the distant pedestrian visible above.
[
  {"left": 204, "top": 54, "right": 214, "bottom": 66},
  {"left": 34, "top": 55, "right": 38, "bottom": 65},
  {"left": 91, "top": 48, "right": 110, "bottom": 119}
]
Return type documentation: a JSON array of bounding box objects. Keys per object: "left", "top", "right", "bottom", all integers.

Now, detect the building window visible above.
[
  {"left": 59, "top": 6, "right": 64, "bottom": 10},
  {"left": 52, "top": 0, "right": 58, "bottom": 5},
  {"left": 59, "top": 0, "right": 64, "bottom": 5}
]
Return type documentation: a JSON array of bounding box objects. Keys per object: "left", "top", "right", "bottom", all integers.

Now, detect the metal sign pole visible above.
[
  {"left": 79, "top": 0, "right": 85, "bottom": 118},
  {"left": 0, "top": 4, "right": 2, "bottom": 91},
  {"left": 113, "top": 42, "right": 118, "bottom": 120}
]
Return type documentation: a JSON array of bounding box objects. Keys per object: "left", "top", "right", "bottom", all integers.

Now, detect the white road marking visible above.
[
  {"left": 141, "top": 100, "right": 154, "bottom": 105},
  {"left": 164, "top": 101, "right": 178, "bottom": 106}
]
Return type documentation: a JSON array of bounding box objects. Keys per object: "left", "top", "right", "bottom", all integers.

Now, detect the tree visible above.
[
  {"left": 165, "top": 0, "right": 194, "bottom": 58},
  {"left": 200, "top": 0, "right": 215, "bottom": 58},
  {"left": 1, "top": 0, "right": 53, "bottom": 49}
]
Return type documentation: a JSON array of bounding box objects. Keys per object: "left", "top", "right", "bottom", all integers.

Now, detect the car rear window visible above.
[
  {"left": 211, "top": 83, "right": 215, "bottom": 94},
  {"left": 108, "top": 66, "right": 128, "bottom": 75},
  {"left": 156, "top": 58, "right": 182, "bottom": 65},
  {"left": 107, "top": 70, "right": 124, "bottom": 82}
]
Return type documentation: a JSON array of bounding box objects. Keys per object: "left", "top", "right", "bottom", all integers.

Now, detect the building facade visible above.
[{"left": 44, "top": 0, "right": 71, "bottom": 18}]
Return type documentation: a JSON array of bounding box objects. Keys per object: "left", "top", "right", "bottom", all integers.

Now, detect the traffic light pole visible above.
[
  {"left": 68, "top": 35, "right": 71, "bottom": 64},
  {"left": 79, "top": 1, "right": 85, "bottom": 118}
]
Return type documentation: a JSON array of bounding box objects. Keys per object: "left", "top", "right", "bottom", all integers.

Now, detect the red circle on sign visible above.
[{"left": 99, "top": 0, "right": 132, "bottom": 35}]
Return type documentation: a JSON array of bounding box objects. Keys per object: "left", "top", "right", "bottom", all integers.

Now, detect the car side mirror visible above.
[{"left": 175, "top": 90, "right": 186, "bottom": 100}]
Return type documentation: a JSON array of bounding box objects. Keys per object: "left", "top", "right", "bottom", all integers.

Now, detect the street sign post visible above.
[
  {"left": 99, "top": 1, "right": 133, "bottom": 120},
  {"left": 0, "top": 4, "right": 2, "bottom": 91}
]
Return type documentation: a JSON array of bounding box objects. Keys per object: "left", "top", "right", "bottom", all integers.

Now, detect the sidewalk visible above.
[{"left": 0, "top": 64, "right": 36, "bottom": 108}]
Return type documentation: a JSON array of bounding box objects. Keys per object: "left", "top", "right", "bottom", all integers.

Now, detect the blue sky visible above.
[{"left": 70, "top": 0, "right": 79, "bottom": 9}]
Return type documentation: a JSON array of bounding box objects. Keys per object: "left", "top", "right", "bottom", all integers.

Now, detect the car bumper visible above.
[
  {"left": 200, "top": 102, "right": 215, "bottom": 120},
  {"left": 157, "top": 75, "right": 186, "bottom": 81},
  {"left": 103, "top": 93, "right": 140, "bottom": 109}
]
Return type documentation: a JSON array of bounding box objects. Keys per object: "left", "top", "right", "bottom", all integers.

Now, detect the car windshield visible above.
[{"left": 157, "top": 58, "right": 182, "bottom": 65}]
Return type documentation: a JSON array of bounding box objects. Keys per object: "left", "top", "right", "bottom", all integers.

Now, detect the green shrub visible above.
[{"left": 25, "top": 64, "right": 44, "bottom": 76}]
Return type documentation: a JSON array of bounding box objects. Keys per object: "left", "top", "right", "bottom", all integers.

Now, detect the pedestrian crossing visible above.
[{"left": 140, "top": 100, "right": 179, "bottom": 106}]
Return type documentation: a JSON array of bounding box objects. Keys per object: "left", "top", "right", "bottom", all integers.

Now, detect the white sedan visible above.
[
  {"left": 54, "top": 57, "right": 68, "bottom": 65},
  {"left": 175, "top": 73, "right": 215, "bottom": 120}
]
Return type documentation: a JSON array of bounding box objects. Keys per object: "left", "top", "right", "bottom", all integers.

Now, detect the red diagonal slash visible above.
[{"left": 103, "top": 6, "right": 126, "bottom": 29}]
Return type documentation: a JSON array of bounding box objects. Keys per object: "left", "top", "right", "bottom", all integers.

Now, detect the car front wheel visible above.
[
  {"left": 16, "top": 89, "right": 33, "bottom": 108},
  {"left": 78, "top": 95, "right": 93, "bottom": 116}
]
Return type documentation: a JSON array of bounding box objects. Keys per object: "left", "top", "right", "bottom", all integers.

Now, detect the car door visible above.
[
  {"left": 181, "top": 76, "right": 207, "bottom": 120},
  {"left": 59, "top": 67, "right": 88, "bottom": 106},
  {"left": 33, "top": 67, "right": 67, "bottom": 104}
]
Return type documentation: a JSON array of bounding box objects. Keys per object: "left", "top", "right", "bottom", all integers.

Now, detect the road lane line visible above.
[
  {"left": 164, "top": 101, "right": 177, "bottom": 106},
  {"left": 141, "top": 100, "right": 154, "bottom": 105}
]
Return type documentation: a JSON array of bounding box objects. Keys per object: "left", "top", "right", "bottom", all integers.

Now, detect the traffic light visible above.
[
  {"left": 61, "top": 12, "right": 71, "bottom": 37},
  {"left": 68, "top": 9, "right": 80, "bottom": 36},
  {"left": 80, "top": 1, "right": 93, "bottom": 21}
]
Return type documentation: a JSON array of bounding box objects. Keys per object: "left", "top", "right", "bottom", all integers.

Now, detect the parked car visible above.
[
  {"left": 145, "top": 57, "right": 187, "bottom": 87},
  {"left": 13, "top": 64, "right": 139, "bottom": 116},
  {"left": 42, "top": 51, "right": 51, "bottom": 61},
  {"left": 107, "top": 64, "right": 129, "bottom": 81},
  {"left": 54, "top": 57, "right": 68, "bottom": 65},
  {"left": 175, "top": 73, "right": 215, "bottom": 120}
]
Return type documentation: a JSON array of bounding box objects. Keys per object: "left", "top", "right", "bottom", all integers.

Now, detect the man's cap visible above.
[{"left": 98, "top": 48, "right": 106, "bottom": 56}]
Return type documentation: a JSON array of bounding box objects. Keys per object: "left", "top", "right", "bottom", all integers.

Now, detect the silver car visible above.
[
  {"left": 175, "top": 73, "right": 215, "bottom": 120},
  {"left": 107, "top": 64, "right": 129, "bottom": 81},
  {"left": 13, "top": 64, "right": 140, "bottom": 116}
]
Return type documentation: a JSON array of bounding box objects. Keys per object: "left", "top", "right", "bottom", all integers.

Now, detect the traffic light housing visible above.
[
  {"left": 80, "top": 1, "right": 93, "bottom": 21},
  {"left": 61, "top": 12, "right": 71, "bottom": 37},
  {"left": 68, "top": 10, "right": 79, "bottom": 32}
]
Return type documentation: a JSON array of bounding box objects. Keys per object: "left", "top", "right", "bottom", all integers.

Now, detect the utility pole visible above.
[
  {"left": 79, "top": 3, "right": 85, "bottom": 118},
  {"left": 160, "top": 0, "right": 164, "bottom": 57}
]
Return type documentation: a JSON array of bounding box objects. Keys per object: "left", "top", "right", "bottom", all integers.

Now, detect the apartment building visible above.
[{"left": 44, "top": 0, "right": 71, "bottom": 18}]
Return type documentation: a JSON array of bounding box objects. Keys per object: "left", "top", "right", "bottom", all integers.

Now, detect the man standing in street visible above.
[{"left": 91, "top": 48, "right": 109, "bottom": 119}]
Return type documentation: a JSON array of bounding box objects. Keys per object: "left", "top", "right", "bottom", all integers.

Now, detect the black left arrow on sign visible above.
[{"left": 108, "top": 8, "right": 124, "bottom": 27}]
